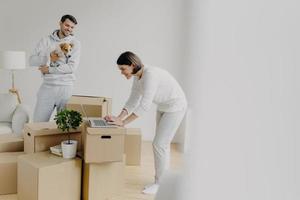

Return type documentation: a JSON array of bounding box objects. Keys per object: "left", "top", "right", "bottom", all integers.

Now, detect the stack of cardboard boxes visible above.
[
  {"left": 0, "top": 95, "right": 142, "bottom": 200},
  {"left": 18, "top": 122, "right": 83, "bottom": 200},
  {"left": 68, "top": 95, "right": 141, "bottom": 200},
  {"left": 82, "top": 123, "right": 126, "bottom": 200},
  {"left": 66, "top": 95, "right": 142, "bottom": 166}
]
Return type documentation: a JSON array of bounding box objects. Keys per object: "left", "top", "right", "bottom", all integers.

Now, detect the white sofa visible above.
[{"left": 0, "top": 93, "right": 29, "bottom": 136}]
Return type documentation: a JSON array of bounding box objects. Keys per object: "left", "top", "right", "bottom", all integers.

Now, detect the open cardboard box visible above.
[
  {"left": 66, "top": 95, "right": 112, "bottom": 118},
  {"left": 23, "top": 122, "right": 82, "bottom": 154}
]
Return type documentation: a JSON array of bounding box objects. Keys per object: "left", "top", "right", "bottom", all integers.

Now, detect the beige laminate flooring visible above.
[{"left": 0, "top": 142, "right": 183, "bottom": 200}]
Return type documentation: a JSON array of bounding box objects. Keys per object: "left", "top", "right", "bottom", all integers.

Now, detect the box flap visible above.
[
  {"left": 18, "top": 151, "right": 81, "bottom": 169},
  {"left": 68, "top": 95, "right": 109, "bottom": 105},
  {"left": 24, "top": 122, "right": 81, "bottom": 136},
  {"left": 66, "top": 104, "right": 104, "bottom": 118},
  {"left": 0, "top": 152, "right": 24, "bottom": 163}
]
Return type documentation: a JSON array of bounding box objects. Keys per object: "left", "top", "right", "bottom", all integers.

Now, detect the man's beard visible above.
[{"left": 62, "top": 30, "right": 70, "bottom": 37}]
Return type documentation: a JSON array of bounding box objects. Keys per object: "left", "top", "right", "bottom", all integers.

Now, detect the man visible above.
[{"left": 29, "top": 14, "right": 81, "bottom": 122}]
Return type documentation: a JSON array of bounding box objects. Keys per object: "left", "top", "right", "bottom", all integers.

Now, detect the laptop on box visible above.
[
  {"left": 79, "top": 103, "right": 117, "bottom": 128},
  {"left": 88, "top": 117, "right": 118, "bottom": 128}
]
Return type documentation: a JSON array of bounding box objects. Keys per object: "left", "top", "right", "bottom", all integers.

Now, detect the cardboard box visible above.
[
  {"left": 83, "top": 159, "right": 124, "bottom": 200},
  {"left": 66, "top": 95, "right": 112, "bottom": 118},
  {"left": 23, "top": 122, "right": 82, "bottom": 154},
  {"left": 0, "top": 152, "right": 24, "bottom": 194},
  {"left": 125, "top": 128, "right": 142, "bottom": 166},
  {"left": 83, "top": 125, "right": 125, "bottom": 163},
  {"left": 18, "top": 152, "right": 82, "bottom": 200},
  {"left": 0, "top": 134, "right": 24, "bottom": 152}
]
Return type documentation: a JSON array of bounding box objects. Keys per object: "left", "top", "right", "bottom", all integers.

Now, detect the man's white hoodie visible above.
[{"left": 29, "top": 30, "right": 81, "bottom": 86}]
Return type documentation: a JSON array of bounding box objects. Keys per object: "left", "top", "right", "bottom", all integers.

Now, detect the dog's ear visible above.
[
  {"left": 60, "top": 43, "right": 65, "bottom": 49},
  {"left": 69, "top": 43, "right": 74, "bottom": 48}
]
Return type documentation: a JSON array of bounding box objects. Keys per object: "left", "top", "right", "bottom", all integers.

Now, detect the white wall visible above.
[
  {"left": 1, "top": 0, "right": 299, "bottom": 198},
  {"left": 0, "top": 0, "right": 185, "bottom": 141},
  {"left": 177, "top": 0, "right": 299, "bottom": 199}
]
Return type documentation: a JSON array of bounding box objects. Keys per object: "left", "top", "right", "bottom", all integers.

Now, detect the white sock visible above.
[{"left": 142, "top": 183, "right": 159, "bottom": 195}]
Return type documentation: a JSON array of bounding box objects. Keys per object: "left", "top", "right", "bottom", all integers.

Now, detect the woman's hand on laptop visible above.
[
  {"left": 104, "top": 115, "right": 116, "bottom": 122},
  {"left": 104, "top": 115, "right": 124, "bottom": 126},
  {"left": 107, "top": 118, "right": 124, "bottom": 127}
]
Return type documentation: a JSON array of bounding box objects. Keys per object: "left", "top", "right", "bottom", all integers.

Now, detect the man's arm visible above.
[{"left": 29, "top": 37, "right": 50, "bottom": 67}]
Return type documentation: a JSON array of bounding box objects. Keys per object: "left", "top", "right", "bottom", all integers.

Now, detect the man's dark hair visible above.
[
  {"left": 117, "top": 51, "right": 143, "bottom": 74},
  {"left": 61, "top": 14, "right": 78, "bottom": 25}
]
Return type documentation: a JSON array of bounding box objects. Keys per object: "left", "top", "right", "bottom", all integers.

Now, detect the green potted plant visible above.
[{"left": 54, "top": 109, "right": 82, "bottom": 158}]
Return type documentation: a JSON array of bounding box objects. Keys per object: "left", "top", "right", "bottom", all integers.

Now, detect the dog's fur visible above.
[
  {"left": 49, "top": 42, "right": 73, "bottom": 66},
  {"left": 59, "top": 42, "right": 73, "bottom": 58}
]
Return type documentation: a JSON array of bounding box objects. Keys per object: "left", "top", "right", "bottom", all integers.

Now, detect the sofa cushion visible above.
[
  {"left": 0, "top": 122, "right": 13, "bottom": 135},
  {"left": 0, "top": 93, "right": 17, "bottom": 122}
]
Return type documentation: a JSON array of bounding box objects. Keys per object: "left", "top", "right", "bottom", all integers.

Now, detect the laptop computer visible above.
[
  {"left": 78, "top": 103, "right": 117, "bottom": 128},
  {"left": 88, "top": 117, "right": 118, "bottom": 128}
]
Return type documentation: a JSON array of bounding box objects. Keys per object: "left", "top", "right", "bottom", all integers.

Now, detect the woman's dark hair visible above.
[
  {"left": 117, "top": 51, "right": 143, "bottom": 74},
  {"left": 61, "top": 14, "right": 78, "bottom": 25}
]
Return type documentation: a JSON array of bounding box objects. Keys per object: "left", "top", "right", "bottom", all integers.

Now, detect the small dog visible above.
[
  {"left": 59, "top": 42, "right": 73, "bottom": 58},
  {"left": 49, "top": 42, "right": 73, "bottom": 66}
]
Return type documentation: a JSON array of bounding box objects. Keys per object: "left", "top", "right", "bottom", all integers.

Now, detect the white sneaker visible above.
[{"left": 142, "top": 184, "right": 159, "bottom": 195}]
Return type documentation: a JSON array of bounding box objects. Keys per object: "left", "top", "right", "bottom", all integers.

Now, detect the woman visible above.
[{"left": 105, "top": 51, "right": 187, "bottom": 194}]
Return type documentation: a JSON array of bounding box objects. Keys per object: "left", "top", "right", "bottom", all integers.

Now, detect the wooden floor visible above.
[{"left": 0, "top": 142, "right": 183, "bottom": 200}]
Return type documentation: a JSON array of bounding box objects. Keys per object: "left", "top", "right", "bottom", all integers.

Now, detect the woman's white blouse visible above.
[{"left": 124, "top": 66, "right": 187, "bottom": 116}]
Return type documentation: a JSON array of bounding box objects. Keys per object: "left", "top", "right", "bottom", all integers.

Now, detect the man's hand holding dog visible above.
[
  {"left": 50, "top": 51, "right": 60, "bottom": 62},
  {"left": 39, "top": 65, "right": 49, "bottom": 74}
]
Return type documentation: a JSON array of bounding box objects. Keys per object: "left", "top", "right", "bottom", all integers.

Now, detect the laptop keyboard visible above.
[{"left": 94, "top": 119, "right": 107, "bottom": 126}]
